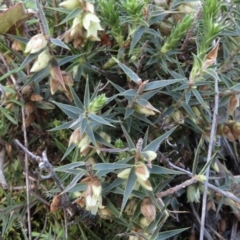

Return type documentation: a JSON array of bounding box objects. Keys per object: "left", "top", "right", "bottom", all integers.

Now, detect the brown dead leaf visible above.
[
  {"left": 50, "top": 58, "right": 67, "bottom": 92},
  {"left": 25, "top": 101, "right": 35, "bottom": 115},
  {"left": 49, "top": 77, "right": 59, "bottom": 95},
  {"left": 229, "top": 94, "right": 239, "bottom": 115},
  {"left": 50, "top": 195, "right": 62, "bottom": 212},
  {"left": 25, "top": 113, "right": 36, "bottom": 128},
  {"left": 202, "top": 38, "right": 220, "bottom": 71},
  {"left": 30, "top": 93, "right": 44, "bottom": 102},
  {"left": 0, "top": 3, "right": 33, "bottom": 34}
]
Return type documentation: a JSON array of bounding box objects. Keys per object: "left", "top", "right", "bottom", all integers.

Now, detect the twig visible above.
[
  {"left": 180, "top": 5, "right": 202, "bottom": 52},
  {"left": 11, "top": 185, "right": 35, "bottom": 190},
  {"left": 33, "top": 214, "right": 48, "bottom": 240},
  {"left": 136, "top": 41, "right": 148, "bottom": 75},
  {"left": 0, "top": 52, "right": 32, "bottom": 239},
  {"left": 190, "top": 203, "right": 214, "bottom": 240},
  {"left": 157, "top": 160, "right": 240, "bottom": 205},
  {"left": 14, "top": 139, "right": 75, "bottom": 216},
  {"left": 0, "top": 148, "right": 8, "bottom": 189},
  {"left": 20, "top": 87, "right": 32, "bottom": 240},
  {"left": 135, "top": 138, "right": 143, "bottom": 163},
  {"left": 155, "top": 176, "right": 199, "bottom": 198},
  {"left": 199, "top": 39, "right": 219, "bottom": 240}
]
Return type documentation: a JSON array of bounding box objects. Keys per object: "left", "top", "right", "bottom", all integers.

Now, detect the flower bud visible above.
[
  {"left": 134, "top": 104, "right": 156, "bottom": 116},
  {"left": 88, "top": 94, "right": 108, "bottom": 113},
  {"left": 135, "top": 162, "right": 150, "bottom": 181},
  {"left": 187, "top": 184, "right": 200, "bottom": 203},
  {"left": 171, "top": 110, "right": 184, "bottom": 124},
  {"left": 69, "top": 128, "right": 81, "bottom": 146},
  {"left": 71, "top": 15, "right": 83, "bottom": 38},
  {"left": 103, "top": 57, "right": 117, "bottom": 69},
  {"left": 137, "top": 179, "right": 153, "bottom": 191},
  {"left": 92, "top": 178, "right": 102, "bottom": 197},
  {"left": 139, "top": 216, "right": 151, "bottom": 228},
  {"left": 231, "top": 122, "right": 240, "bottom": 139},
  {"left": 114, "top": 139, "right": 125, "bottom": 148},
  {"left": 85, "top": 1, "right": 95, "bottom": 13},
  {"left": 79, "top": 133, "right": 91, "bottom": 152},
  {"left": 30, "top": 50, "right": 50, "bottom": 72},
  {"left": 117, "top": 168, "right": 131, "bottom": 179},
  {"left": 229, "top": 94, "right": 239, "bottom": 115},
  {"left": 98, "top": 207, "right": 112, "bottom": 221},
  {"left": 142, "top": 151, "right": 157, "bottom": 162},
  {"left": 192, "top": 106, "right": 201, "bottom": 117},
  {"left": 25, "top": 34, "right": 48, "bottom": 54},
  {"left": 125, "top": 198, "right": 138, "bottom": 216},
  {"left": 59, "top": 0, "right": 81, "bottom": 10},
  {"left": 178, "top": 4, "right": 196, "bottom": 13},
  {"left": 99, "top": 131, "right": 111, "bottom": 143},
  {"left": 141, "top": 197, "right": 156, "bottom": 222}
]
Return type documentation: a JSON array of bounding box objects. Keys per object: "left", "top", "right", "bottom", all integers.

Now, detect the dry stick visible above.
[
  {"left": 14, "top": 140, "right": 75, "bottom": 215},
  {"left": 199, "top": 40, "right": 219, "bottom": 240},
  {"left": 156, "top": 176, "right": 199, "bottom": 198},
  {"left": 21, "top": 102, "right": 32, "bottom": 240},
  {"left": 0, "top": 148, "right": 8, "bottom": 189},
  {"left": 190, "top": 203, "right": 214, "bottom": 240},
  {"left": 0, "top": 52, "right": 32, "bottom": 240},
  {"left": 156, "top": 161, "right": 240, "bottom": 205},
  {"left": 180, "top": 5, "right": 202, "bottom": 52}
]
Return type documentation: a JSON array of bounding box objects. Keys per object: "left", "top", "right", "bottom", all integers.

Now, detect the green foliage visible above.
[{"left": 1, "top": 0, "right": 240, "bottom": 239}]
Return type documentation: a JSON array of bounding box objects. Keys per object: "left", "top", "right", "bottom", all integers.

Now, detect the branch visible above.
[
  {"left": 14, "top": 139, "right": 75, "bottom": 216},
  {"left": 156, "top": 160, "right": 240, "bottom": 205},
  {"left": 200, "top": 40, "right": 220, "bottom": 240},
  {"left": 0, "top": 148, "right": 8, "bottom": 189}
]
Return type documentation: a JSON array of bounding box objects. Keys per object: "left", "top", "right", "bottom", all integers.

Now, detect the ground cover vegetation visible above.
[{"left": 1, "top": 0, "right": 240, "bottom": 239}]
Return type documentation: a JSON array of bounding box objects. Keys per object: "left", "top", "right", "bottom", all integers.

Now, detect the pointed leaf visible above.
[
  {"left": 155, "top": 227, "right": 190, "bottom": 240},
  {"left": 192, "top": 89, "right": 209, "bottom": 112},
  {"left": 124, "top": 108, "right": 134, "bottom": 119},
  {"left": 192, "top": 137, "right": 203, "bottom": 175},
  {"left": 19, "top": 52, "right": 39, "bottom": 70},
  {"left": 88, "top": 113, "right": 115, "bottom": 127},
  {"left": 58, "top": 8, "right": 83, "bottom": 25},
  {"left": 130, "top": 26, "right": 146, "bottom": 51},
  {"left": 121, "top": 123, "right": 135, "bottom": 149},
  {"left": 85, "top": 124, "right": 96, "bottom": 146},
  {"left": 103, "top": 178, "right": 125, "bottom": 194},
  {"left": 50, "top": 58, "right": 67, "bottom": 91},
  {"left": 93, "top": 163, "right": 133, "bottom": 171},
  {"left": 120, "top": 168, "right": 137, "bottom": 214},
  {"left": 181, "top": 102, "right": 195, "bottom": 119},
  {"left": 36, "top": 0, "right": 49, "bottom": 35},
  {"left": 58, "top": 54, "right": 84, "bottom": 66},
  {"left": 84, "top": 78, "right": 90, "bottom": 108},
  {"left": 52, "top": 100, "right": 82, "bottom": 115},
  {"left": 60, "top": 171, "right": 85, "bottom": 194},
  {"left": 0, "top": 107, "right": 17, "bottom": 124},
  {"left": 50, "top": 38, "right": 70, "bottom": 50},
  {"left": 113, "top": 57, "right": 141, "bottom": 84},
  {"left": 150, "top": 165, "right": 182, "bottom": 175},
  {"left": 144, "top": 79, "right": 183, "bottom": 91},
  {"left": 61, "top": 144, "right": 76, "bottom": 160},
  {"left": 143, "top": 127, "right": 177, "bottom": 152},
  {"left": 69, "top": 85, "right": 84, "bottom": 109},
  {"left": 55, "top": 162, "right": 85, "bottom": 172}
]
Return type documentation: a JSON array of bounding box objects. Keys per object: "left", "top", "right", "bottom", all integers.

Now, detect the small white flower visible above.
[
  {"left": 82, "top": 13, "right": 103, "bottom": 40},
  {"left": 85, "top": 2, "right": 95, "bottom": 13},
  {"left": 30, "top": 50, "right": 50, "bottom": 72},
  {"left": 117, "top": 168, "right": 131, "bottom": 179},
  {"left": 25, "top": 34, "right": 48, "bottom": 54},
  {"left": 59, "top": 0, "right": 81, "bottom": 10}
]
